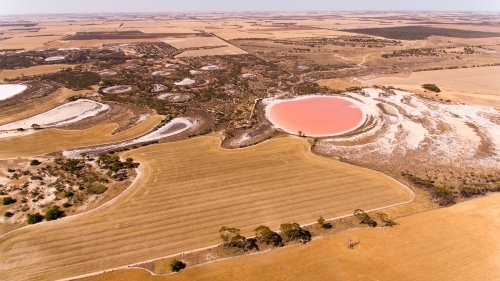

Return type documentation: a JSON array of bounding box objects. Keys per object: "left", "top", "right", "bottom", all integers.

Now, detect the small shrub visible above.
[
  {"left": 45, "top": 206, "right": 64, "bottom": 221},
  {"left": 422, "top": 84, "right": 441, "bottom": 92},
  {"left": 4, "top": 211, "right": 14, "bottom": 218},
  {"left": 2, "top": 197, "right": 16, "bottom": 205},
  {"left": 169, "top": 259, "right": 186, "bottom": 272},
  {"left": 64, "top": 191, "right": 74, "bottom": 198},
  {"left": 89, "top": 184, "right": 107, "bottom": 194},
  {"left": 62, "top": 202, "right": 72, "bottom": 208},
  {"left": 27, "top": 213, "right": 43, "bottom": 224},
  {"left": 317, "top": 216, "right": 332, "bottom": 229},
  {"left": 30, "top": 159, "right": 41, "bottom": 166}
]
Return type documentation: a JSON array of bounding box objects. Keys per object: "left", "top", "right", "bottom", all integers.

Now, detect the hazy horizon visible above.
[{"left": 2, "top": 0, "right": 500, "bottom": 16}]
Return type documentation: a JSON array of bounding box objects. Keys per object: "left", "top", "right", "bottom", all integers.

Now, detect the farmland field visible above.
[
  {"left": 0, "top": 115, "right": 163, "bottom": 158},
  {"left": 363, "top": 66, "right": 500, "bottom": 109},
  {"left": 83, "top": 192, "right": 500, "bottom": 281},
  {"left": 0, "top": 64, "right": 76, "bottom": 81},
  {"left": 0, "top": 137, "right": 413, "bottom": 280}
]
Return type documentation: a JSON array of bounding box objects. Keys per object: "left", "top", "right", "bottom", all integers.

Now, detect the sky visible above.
[{"left": 1, "top": 0, "right": 500, "bottom": 15}]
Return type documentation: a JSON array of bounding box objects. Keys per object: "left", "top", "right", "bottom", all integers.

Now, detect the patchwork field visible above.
[
  {"left": 0, "top": 137, "right": 413, "bottom": 281},
  {"left": 83, "top": 193, "right": 500, "bottom": 281},
  {"left": 0, "top": 115, "right": 162, "bottom": 158}
]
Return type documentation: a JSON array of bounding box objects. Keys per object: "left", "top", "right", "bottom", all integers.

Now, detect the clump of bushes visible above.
[
  {"left": 401, "top": 171, "right": 435, "bottom": 188},
  {"left": 27, "top": 213, "right": 43, "bottom": 224},
  {"left": 422, "top": 83, "right": 441, "bottom": 92},
  {"left": 169, "top": 259, "right": 186, "bottom": 272},
  {"left": 45, "top": 206, "right": 64, "bottom": 221},
  {"left": 431, "top": 186, "right": 455, "bottom": 205},
  {"left": 2, "top": 196, "right": 16, "bottom": 205},
  {"left": 30, "top": 159, "right": 41, "bottom": 166},
  {"left": 459, "top": 186, "right": 485, "bottom": 197}
]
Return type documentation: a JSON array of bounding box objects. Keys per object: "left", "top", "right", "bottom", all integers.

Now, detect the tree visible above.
[
  {"left": 2, "top": 196, "right": 16, "bottom": 205},
  {"left": 4, "top": 211, "right": 14, "bottom": 218},
  {"left": 30, "top": 159, "right": 41, "bottom": 166},
  {"left": 317, "top": 216, "right": 325, "bottom": 227},
  {"left": 45, "top": 206, "right": 64, "bottom": 221},
  {"left": 254, "top": 225, "right": 282, "bottom": 246},
  {"left": 354, "top": 209, "right": 377, "bottom": 227},
  {"left": 280, "top": 223, "right": 311, "bottom": 243},
  {"left": 169, "top": 259, "right": 186, "bottom": 272},
  {"left": 219, "top": 226, "right": 247, "bottom": 248},
  {"left": 27, "top": 213, "right": 43, "bottom": 224},
  {"left": 31, "top": 124, "right": 41, "bottom": 130},
  {"left": 376, "top": 212, "right": 397, "bottom": 227}
]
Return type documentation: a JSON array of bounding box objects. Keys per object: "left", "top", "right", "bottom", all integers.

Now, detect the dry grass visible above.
[
  {"left": 0, "top": 36, "right": 63, "bottom": 49},
  {"left": 317, "top": 77, "right": 363, "bottom": 90},
  {"left": 363, "top": 66, "right": 500, "bottom": 109},
  {"left": 0, "top": 115, "right": 163, "bottom": 158},
  {"left": 0, "top": 64, "right": 76, "bottom": 81},
  {"left": 364, "top": 66, "right": 500, "bottom": 95},
  {"left": 83, "top": 193, "right": 500, "bottom": 281},
  {"left": 0, "top": 137, "right": 412, "bottom": 281}
]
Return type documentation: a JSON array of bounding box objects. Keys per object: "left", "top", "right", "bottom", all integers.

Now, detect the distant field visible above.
[
  {"left": 347, "top": 26, "right": 500, "bottom": 40},
  {"left": 84, "top": 193, "right": 500, "bottom": 281},
  {"left": 0, "top": 115, "right": 163, "bottom": 158},
  {"left": 65, "top": 31, "right": 200, "bottom": 40},
  {"left": 0, "top": 64, "right": 75, "bottom": 81},
  {"left": 0, "top": 137, "right": 412, "bottom": 280},
  {"left": 363, "top": 66, "right": 500, "bottom": 108},
  {"left": 0, "top": 35, "right": 62, "bottom": 49},
  {"left": 162, "top": 36, "right": 247, "bottom": 57}
]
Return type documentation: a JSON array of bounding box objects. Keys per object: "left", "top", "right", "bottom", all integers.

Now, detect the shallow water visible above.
[{"left": 269, "top": 96, "right": 364, "bottom": 136}]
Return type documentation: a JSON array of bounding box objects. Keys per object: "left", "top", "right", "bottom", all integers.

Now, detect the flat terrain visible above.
[
  {"left": 0, "top": 87, "right": 91, "bottom": 126},
  {"left": 0, "top": 64, "right": 75, "bottom": 81},
  {"left": 0, "top": 137, "right": 412, "bottom": 281},
  {"left": 363, "top": 66, "right": 500, "bottom": 109},
  {"left": 0, "top": 115, "right": 162, "bottom": 158},
  {"left": 83, "top": 193, "right": 500, "bottom": 281}
]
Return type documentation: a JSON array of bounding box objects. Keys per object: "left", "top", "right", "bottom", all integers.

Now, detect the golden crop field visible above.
[
  {"left": 0, "top": 137, "right": 413, "bottom": 281},
  {"left": 0, "top": 64, "right": 76, "bottom": 81},
  {"left": 83, "top": 193, "right": 500, "bottom": 281},
  {"left": 0, "top": 115, "right": 163, "bottom": 158}
]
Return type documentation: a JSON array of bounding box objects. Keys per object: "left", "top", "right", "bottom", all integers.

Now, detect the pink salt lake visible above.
[{"left": 269, "top": 96, "right": 364, "bottom": 136}]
